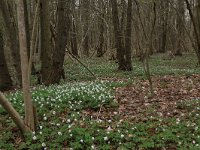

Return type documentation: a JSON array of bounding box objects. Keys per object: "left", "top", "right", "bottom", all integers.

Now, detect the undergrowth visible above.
[{"left": 1, "top": 54, "right": 200, "bottom": 149}]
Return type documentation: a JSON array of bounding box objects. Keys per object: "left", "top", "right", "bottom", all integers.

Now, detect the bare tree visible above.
[
  {"left": 111, "top": 0, "right": 126, "bottom": 70},
  {"left": 175, "top": 0, "right": 185, "bottom": 56},
  {"left": 47, "top": 0, "right": 70, "bottom": 84},
  {"left": 185, "top": 0, "right": 200, "bottom": 64},
  {"left": 125, "top": 0, "right": 133, "bottom": 71},
  {"left": 16, "top": 0, "right": 36, "bottom": 130},
  {"left": 0, "top": 0, "right": 22, "bottom": 84},
  {"left": 40, "top": 0, "right": 52, "bottom": 84}
]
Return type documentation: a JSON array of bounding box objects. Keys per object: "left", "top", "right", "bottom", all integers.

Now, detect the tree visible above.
[
  {"left": 96, "top": 0, "right": 105, "bottom": 57},
  {"left": 0, "top": 0, "right": 22, "bottom": 84},
  {"left": 70, "top": 0, "right": 79, "bottom": 57},
  {"left": 111, "top": 0, "right": 126, "bottom": 70},
  {"left": 158, "top": 0, "right": 169, "bottom": 53},
  {"left": 185, "top": 0, "right": 200, "bottom": 64},
  {"left": 0, "top": 30, "right": 12, "bottom": 91},
  {"left": 82, "top": 0, "right": 90, "bottom": 57},
  {"left": 124, "top": 0, "right": 133, "bottom": 71},
  {"left": 16, "top": 0, "right": 36, "bottom": 130},
  {"left": 111, "top": 0, "right": 133, "bottom": 71},
  {"left": 47, "top": 0, "right": 70, "bottom": 84},
  {"left": 175, "top": 0, "right": 185, "bottom": 56},
  {"left": 40, "top": 0, "right": 52, "bottom": 84}
]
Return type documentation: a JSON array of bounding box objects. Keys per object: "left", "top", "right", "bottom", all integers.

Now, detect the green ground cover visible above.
[{"left": 1, "top": 53, "right": 200, "bottom": 149}]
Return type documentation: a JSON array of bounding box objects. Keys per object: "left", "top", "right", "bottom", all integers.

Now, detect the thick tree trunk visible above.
[
  {"left": 111, "top": 0, "right": 126, "bottom": 70},
  {"left": 40, "top": 0, "right": 52, "bottom": 84},
  {"left": 0, "top": 0, "right": 22, "bottom": 84},
  {"left": 47, "top": 0, "right": 70, "bottom": 84},
  {"left": 0, "top": 30, "right": 12, "bottom": 91}
]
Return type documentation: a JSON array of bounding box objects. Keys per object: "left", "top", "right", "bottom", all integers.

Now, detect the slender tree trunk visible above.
[
  {"left": 159, "top": 1, "right": 169, "bottom": 53},
  {"left": 125, "top": 0, "right": 133, "bottom": 71},
  {"left": 97, "top": 0, "right": 105, "bottom": 57},
  {"left": 16, "top": 0, "right": 35, "bottom": 131},
  {"left": 82, "top": 0, "right": 90, "bottom": 57},
  {"left": 185, "top": 0, "right": 200, "bottom": 64},
  {"left": 111, "top": 0, "right": 126, "bottom": 70},
  {"left": 71, "top": 19, "right": 79, "bottom": 57},
  {"left": 0, "top": 30, "right": 12, "bottom": 91},
  {"left": 175, "top": 0, "right": 185, "bottom": 56},
  {"left": 71, "top": 0, "right": 79, "bottom": 57},
  {"left": 23, "top": 0, "right": 36, "bottom": 74}
]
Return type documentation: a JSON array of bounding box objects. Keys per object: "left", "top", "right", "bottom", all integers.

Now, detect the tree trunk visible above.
[
  {"left": 124, "top": 0, "right": 133, "bottom": 71},
  {"left": 0, "top": 30, "right": 12, "bottom": 91},
  {"left": 16, "top": 0, "right": 35, "bottom": 131},
  {"left": 47, "top": 0, "right": 70, "bottom": 84},
  {"left": 185, "top": 0, "right": 200, "bottom": 64},
  {"left": 96, "top": 0, "right": 105, "bottom": 57},
  {"left": 159, "top": 1, "right": 169, "bottom": 53},
  {"left": 82, "top": 0, "right": 90, "bottom": 57},
  {"left": 111, "top": 0, "right": 126, "bottom": 70},
  {"left": 0, "top": 0, "right": 22, "bottom": 84},
  {"left": 71, "top": 0, "right": 79, "bottom": 57},
  {"left": 40, "top": 0, "right": 52, "bottom": 84},
  {"left": 175, "top": 0, "right": 185, "bottom": 56},
  {"left": 71, "top": 19, "right": 79, "bottom": 57}
]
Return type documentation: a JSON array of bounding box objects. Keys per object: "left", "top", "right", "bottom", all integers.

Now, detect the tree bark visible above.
[
  {"left": 16, "top": 0, "right": 35, "bottom": 131},
  {"left": 71, "top": 0, "right": 79, "bottom": 57},
  {"left": 125, "top": 0, "right": 133, "bottom": 71},
  {"left": 40, "top": 0, "right": 52, "bottom": 84},
  {"left": 175, "top": 0, "right": 185, "bottom": 56},
  {"left": 82, "top": 0, "right": 90, "bottom": 57},
  {"left": 111, "top": 0, "right": 126, "bottom": 70},
  {"left": 47, "top": 0, "right": 70, "bottom": 84},
  {"left": 71, "top": 19, "right": 79, "bottom": 57},
  {"left": 185, "top": 0, "right": 200, "bottom": 64},
  {"left": 0, "top": 0, "right": 22, "bottom": 84},
  {"left": 159, "top": 1, "right": 169, "bottom": 53},
  {"left": 0, "top": 30, "right": 12, "bottom": 91},
  {"left": 96, "top": 0, "right": 105, "bottom": 57}
]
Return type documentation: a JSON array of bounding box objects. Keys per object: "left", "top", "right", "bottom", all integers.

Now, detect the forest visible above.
[{"left": 0, "top": 0, "right": 200, "bottom": 149}]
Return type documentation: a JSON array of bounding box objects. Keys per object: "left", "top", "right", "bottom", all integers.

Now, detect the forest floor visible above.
[
  {"left": 1, "top": 53, "right": 200, "bottom": 149},
  {"left": 88, "top": 74, "right": 200, "bottom": 122}
]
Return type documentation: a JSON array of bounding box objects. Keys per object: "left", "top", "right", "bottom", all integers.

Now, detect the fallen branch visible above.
[
  {"left": 65, "top": 49, "right": 96, "bottom": 79},
  {"left": 0, "top": 92, "right": 29, "bottom": 134}
]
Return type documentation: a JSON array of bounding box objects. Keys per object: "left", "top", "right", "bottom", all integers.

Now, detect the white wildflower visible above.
[
  {"left": 42, "top": 142, "right": 46, "bottom": 147},
  {"left": 58, "top": 132, "right": 62, "bottom": 136},
  {"left": 104, "top": 136, "right": 108, "bottom": 141},
  {"left": 32, "top": 135, "right": 37, "bottom": 140}
]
